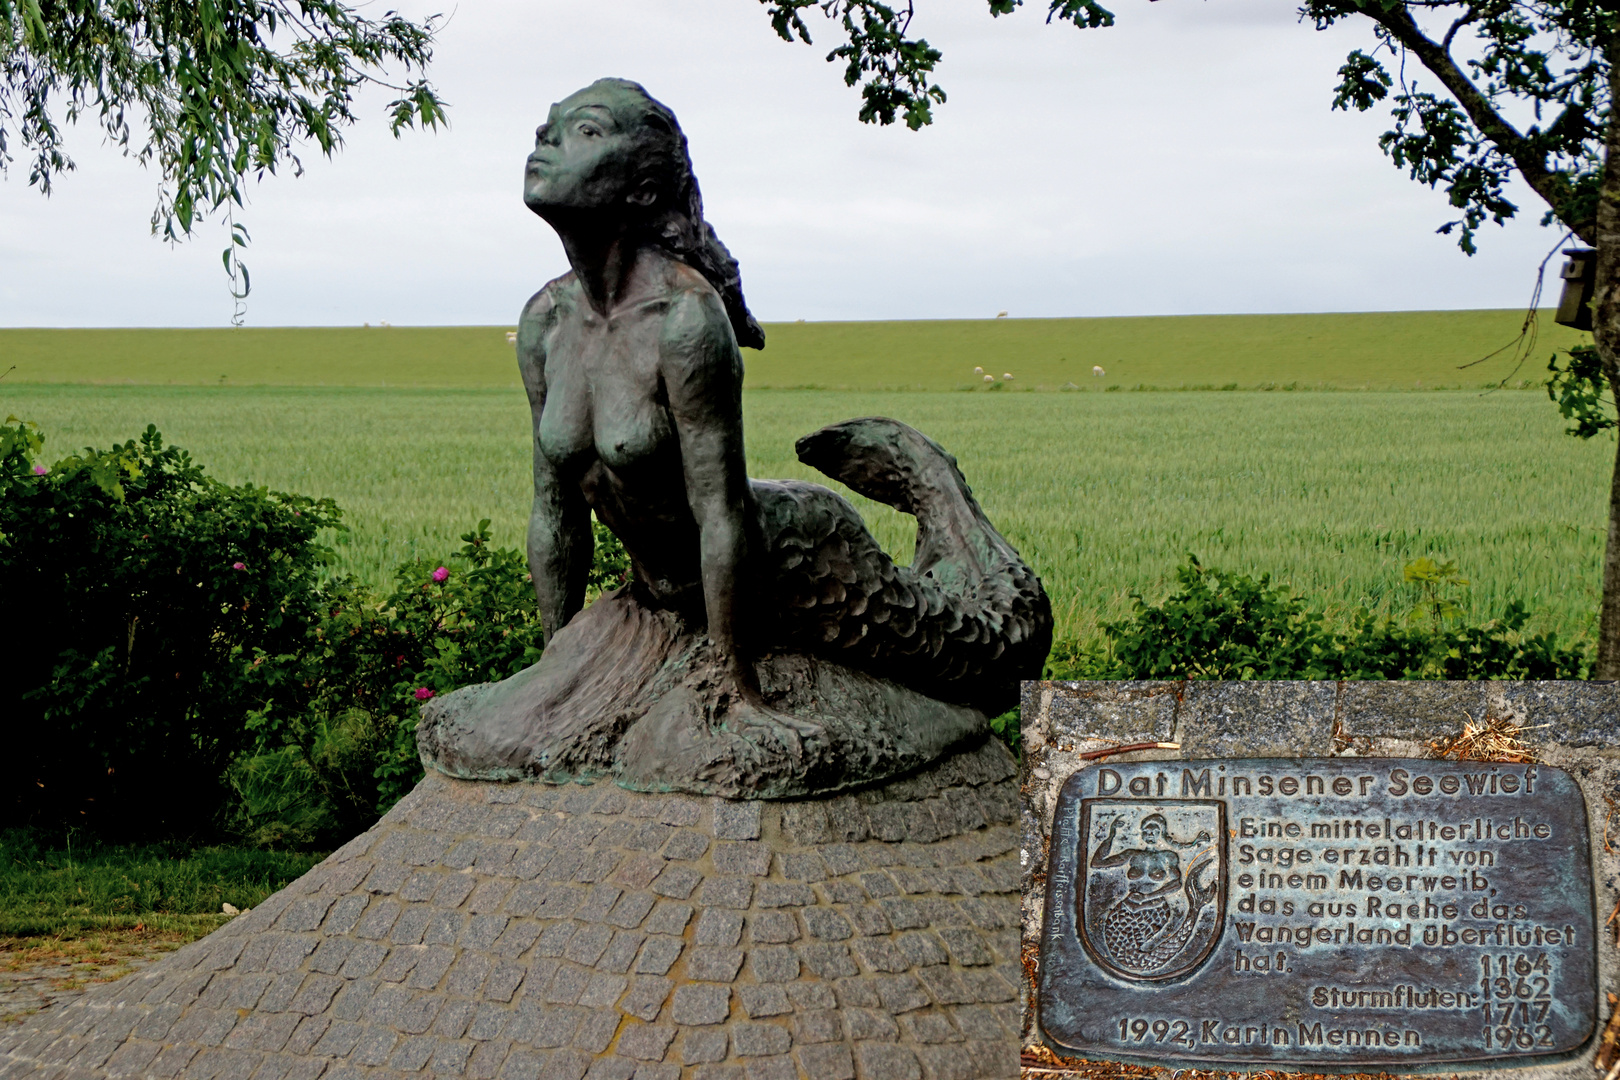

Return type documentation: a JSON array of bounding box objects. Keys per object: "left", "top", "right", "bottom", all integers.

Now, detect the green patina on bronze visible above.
[
  {"left": 417, "top": 80, "right": 1051, "bottom": 798},
  {"left": 1039, "top": 756, "right": 1598, "bottom": 1071}
]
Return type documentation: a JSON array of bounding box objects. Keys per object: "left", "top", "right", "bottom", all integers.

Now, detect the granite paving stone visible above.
[
  {"left": 431, "top": 1000, "right": 476, "bottom": 1038},
  {"left": 857, "top": 1043, "right": 922, "bottom": 1080},
  {"left": 791, "top": 1009, "right": 843, "bottom": 1044},
  {"left": 632, "top": 938, "right": 683, "bottom": 977},
  {"left": 0, "top": 739, "right": 1016, "bottom": 1080},
  {"left": 685, "top": 949, "right": 745, "bottom": 983},
  {"left": 650, "top": 865, "right": 702, "bottom": 901},
  {"left": 681, "top": 1029, "right": 729, "bottom": 1065},
  {"left": 914, "top": 966, "right": 973, "bottom": 1007},
  {"left": 492, "top": 920, "right": 542, "bottom": 959},
  {"left": 670, "top": 985, "right": 730, "bottom": 1027},
  {"left": 745, "top": 913, "right": 797, "bottom": 945},
  {"left": 696, "top": 878, "right": 751, "bottom": 909},
  {"left": 797, "top": 1043, "right": 855, "bottom": 1080},
  {"left": 606, "top": 892, "right": 656, "bottom": 929},
  {"left": 895, "top": 932, "right": 949, "bottom": 968},
  {"left": 572, "top": 1011, "right": 619, "bottom": 1054},
  {"left": 532, "top": 1005, "right": 584, "bottom": 1047},
  {"left": 663, "top": 832, "right": 710, "bottom": 862},
  {"left": 730, "top": 1024, "right": 790, "bottom": 1058},
  {"left": 712, "top": 803, "right": 762, "bottom": 842},
  {"left": 642, "top": 903, "right": 692, "bottom": 938},
  {"left": 742, "top": 1053, "right": 795, "bottom": 1080},
  {"left": 597, "top": 930, "right": 646, "bottom": 974},
  {"left": 693, "top": 910, "right": 743, "bottom": 948},
  {"left": 692, "top": 1063, "right": 744, "bottom": 1080},
  {"left": 848, "top": 906, "right": 893, "bottom": 937},
  {"left": 712, "top": 844, "right": 771, "bottom": 877},
  {"left": 796, "top": 943, "right": 859, "bottom": 980},
  {"left": 614, "top": 855, "right": 666, "bottom": 891},
  {"left": 753, "top": 883, "right": 813, "bottom": 908},
  {"left": 615, "top": 1024, "right": 676, "bottom": 1062},
  {"left": 746, "top": 947, "right": 799, "bottom": 984},
  {"left": 785, "top": 983, "right": 836, "bottom": 1011},
  {"left": 619, "top": 978, "right": 674, "bottom": 1023}
]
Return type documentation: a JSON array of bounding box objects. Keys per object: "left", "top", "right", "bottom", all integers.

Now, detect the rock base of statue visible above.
[
  {"left": 418, "top": 588, "right": 989, "bottom": 800},
  {"left": 0, "top": 739, "right": 1021, "bottom": 1080}
]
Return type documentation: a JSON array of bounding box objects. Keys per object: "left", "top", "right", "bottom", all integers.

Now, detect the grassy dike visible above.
[{"left": 1, "top": 308, "right": 1591, "bottom": 390}]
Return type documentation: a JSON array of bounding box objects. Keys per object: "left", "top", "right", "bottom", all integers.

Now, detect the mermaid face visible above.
[
  {"left": 1139, "top": 819, "right": 1164, "bottom": 847},
  {"left": 524, "top": 83, "right": 648, "bottom": 218}
]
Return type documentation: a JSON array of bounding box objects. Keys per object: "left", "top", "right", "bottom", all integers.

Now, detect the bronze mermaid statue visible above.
[{"left": 417, "top": 78, "right": 1051, "bottom": 797}]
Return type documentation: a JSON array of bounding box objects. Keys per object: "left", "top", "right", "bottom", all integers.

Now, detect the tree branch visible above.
[
  {"left": 1440, "top": 5, "right": 1476, "bottom": 52},
  {"left": 1366, "top": 3, "right": 1592, "bottom": 241}
]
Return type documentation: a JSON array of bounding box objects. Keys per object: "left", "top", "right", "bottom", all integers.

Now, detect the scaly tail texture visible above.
[
  {"left": 755, "top": 416, "right": 1052, "bottom": 715},
  {"left": 1098, "top": 853, "right": 1220, "bottom": 976}
]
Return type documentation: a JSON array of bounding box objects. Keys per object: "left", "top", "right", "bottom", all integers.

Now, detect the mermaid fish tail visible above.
[{"left": 758, "top": 416, "right": 1052, "bottom": 715}]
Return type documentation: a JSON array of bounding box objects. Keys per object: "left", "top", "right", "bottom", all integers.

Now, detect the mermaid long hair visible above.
[{"left": 593, "top": 78, "right": 765, "bottom": 350}]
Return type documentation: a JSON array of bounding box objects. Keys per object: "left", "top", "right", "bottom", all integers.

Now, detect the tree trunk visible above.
[{"left": 1590, "top": 32, "right": 1620, "bottom": 678}]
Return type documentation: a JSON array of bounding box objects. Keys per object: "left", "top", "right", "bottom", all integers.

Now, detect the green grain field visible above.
[
  {"left": 5, "top": 380, "right": 1608, "bottom": 651},
  {"left": 1, "top": 308, "right": 1589, "bottom": 391}
]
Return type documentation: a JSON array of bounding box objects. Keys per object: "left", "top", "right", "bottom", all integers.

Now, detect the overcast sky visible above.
[{"left": 0, "top": 0, "right": 1578, "bottom": 328}]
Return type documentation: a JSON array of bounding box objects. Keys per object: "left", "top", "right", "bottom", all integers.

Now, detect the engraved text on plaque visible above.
[{"left": 1037, "top": 758, "right": 1597, "bottom": 1068}]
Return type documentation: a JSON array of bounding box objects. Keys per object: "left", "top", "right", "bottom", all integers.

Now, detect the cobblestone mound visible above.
[{"left": 0, "top": 739, "right": 1021, "bottom": 1080}]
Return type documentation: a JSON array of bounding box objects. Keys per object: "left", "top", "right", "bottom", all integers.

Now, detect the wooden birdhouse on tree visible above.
[{"left": 1555, "top": 248, "right": 1596, "bottom": 331}]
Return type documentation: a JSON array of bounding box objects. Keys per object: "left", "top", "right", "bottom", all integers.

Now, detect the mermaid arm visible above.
[
  {"left": 1091, "top": 818, "right": 1130, "bottom": 868},
  {"left": 1167, "top": 829, "right": 1214, "bottom": 852},
  {"left": 661, "top": 285, "right": 757, "bottom": 694},
  {"left": 519, "top": 284, "right": 592, "bottom": 638}
]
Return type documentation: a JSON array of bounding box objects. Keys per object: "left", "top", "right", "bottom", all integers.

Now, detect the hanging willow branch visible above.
[{"left": 0, "top": 0, "right": 447, "bottom": 242}]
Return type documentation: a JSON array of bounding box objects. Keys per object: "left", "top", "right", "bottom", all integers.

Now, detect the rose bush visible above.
[{"left": 1, "top": 419, "right": 630, "bottom": 846}]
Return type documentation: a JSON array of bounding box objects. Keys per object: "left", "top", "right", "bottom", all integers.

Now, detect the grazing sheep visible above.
[
  {"left": 1003, "top": 373, "right": 1014, "bottom": 380},
  {"left": 995, "top": 310, "right": 1008, "bottom": 319},
  {"left": 1093, "top": 365, "right": 1105, "bottom": 377},
  {"left": 983, "top": 374, "right": 994, "bottom": 383},
  {"left": 974, "top": 366, "right": 984, "bottom": 375}
]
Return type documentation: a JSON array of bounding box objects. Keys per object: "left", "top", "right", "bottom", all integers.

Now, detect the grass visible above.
[
  {"left": 5, "top": 382, "right": 1609, "bottom": 651},
  {"left": 0, "top": 309, "right": 1591, "bottom": 391},
  {"left": 0, "top": 829, "right": 324, "bottom": 941}
]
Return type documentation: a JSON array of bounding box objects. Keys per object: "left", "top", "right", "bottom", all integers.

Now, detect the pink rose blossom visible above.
[
  {"left": 414, "top": 687, "right": 435, "bottom": 701},
  {"left": 431, "top": 566, "right": 449, "bottom": 583},
  {"left": 232, "top": 562, "right": 246, "bottom": 571},
  {"left": 31, "top": 464, "right": 46, "bottom": 475}
]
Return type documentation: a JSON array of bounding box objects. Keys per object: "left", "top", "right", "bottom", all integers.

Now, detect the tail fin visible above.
[
  {"left": 792, "top": 416, "right": 1053, "bottom": 708},
  {"left": 794, "top": 416, "right": 1013, "bottom": 581}
]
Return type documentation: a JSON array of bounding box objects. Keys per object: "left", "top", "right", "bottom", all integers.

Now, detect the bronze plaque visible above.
[{"left": 1038, "top": 758, "right": 1597, "bottom": 1070}]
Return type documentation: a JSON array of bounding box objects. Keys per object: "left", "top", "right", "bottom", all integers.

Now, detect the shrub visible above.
[
  {"left": 1, "top": 419, "right": 644, "bottom": 847},
  {"left": 1106, "top": 556, "right": 1334, "bottom": 680},
  {"left": 228, "top": 521, "right": 560, "bottom": 845},
  {"left": 1051, "top": 555, "right": 1588, "bottom": 682},
  {"left": 0, "top": 419, "right": 342, "bottom": 838}
]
